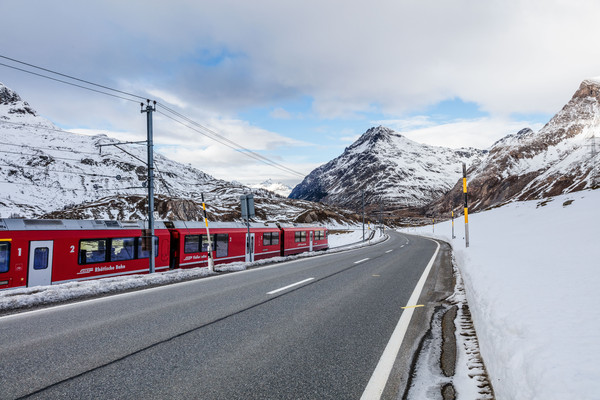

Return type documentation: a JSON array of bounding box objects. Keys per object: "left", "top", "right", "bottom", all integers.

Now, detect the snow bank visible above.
[{"left": 401, "top": 189, "right": 600, "bottom": 399}]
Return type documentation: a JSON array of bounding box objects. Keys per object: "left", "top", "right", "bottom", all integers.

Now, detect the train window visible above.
[
  {"left": 263, "top": 232, "right": 271, "bottom": 246},
  {"left": 200, "top": 235, "right": 216, "bottom": 252},
  {"left": 184, "top": 235, "right": 200, "bottom": 253},
  {"left": 315, "top": 230, "right": 324, "bottom": 240},
  {"left": 215, "top": 234, "right": 228, "bottom": 258},
  {"left": 263, "top": 232, "right": 279, "bottom": 246},
  {"left": 294, "top": 231, "right": 306, "bottom": 243},
  {"left": 111, "top": 238, "right": 135, "bottom": 261},
  {"left": 79, "top": 239, "right": 107, "bottom": 264},
  {"left": 137, "top": 237, "right": 158, "bottom": 259},
  {"left": 0, "top": 242, "right": 9, "bottom": 273},
  {"left": 33, "top": 248, "right": 49, "bottom": 270}
]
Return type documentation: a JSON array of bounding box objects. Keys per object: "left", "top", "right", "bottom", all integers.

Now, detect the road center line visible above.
[
  {"left": 361, "top": 238, "right": 441, "bottom": 400},
  {"left": 354, "top": 258, "right": 370, "bottom": 264},
  {"left": 266, "top": 278, "right": 314, "bottom": 295}
]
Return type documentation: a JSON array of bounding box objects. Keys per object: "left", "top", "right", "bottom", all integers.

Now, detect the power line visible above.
[
  {"left": 0, "top": 62, "right": 140, "bottom": 104},
  {"left": 0, "top": 148, "right": 94, "bottom": 163},
  {"left": 0, "top": 54, "right": 146, "bottom": 101},
  {"left": 0, "top": 179, "right": 143, "bottom": 193},
  {"left": 0, "top": 162, "right": 129, "bottom": 179}
]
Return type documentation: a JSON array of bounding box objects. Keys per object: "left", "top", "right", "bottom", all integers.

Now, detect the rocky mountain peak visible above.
[
  {"left": 573, "top": 79, "right": 600, "bottom": 101},
  {"left": 0, "top": 83, "right": 22, "bottom": 105},
  {"left": 347, "top": 125, "right": 399, "bottom": 151},
  {"left": 0, "top": 82, "right": 37, "bottom": 117}
]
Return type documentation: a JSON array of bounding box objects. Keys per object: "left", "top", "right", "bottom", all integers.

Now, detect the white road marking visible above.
[
  {"left": 385, "top": 250, "right": 393, "bottom": 253},
  {"left": 266, "top": 278, "right": 314, "bottom": 295},
  {"left": 360, "top": 238, "right": 441, "bottom": 400},
  {"left": 354, "top": 258, "right": 370, "bottom": 264}
]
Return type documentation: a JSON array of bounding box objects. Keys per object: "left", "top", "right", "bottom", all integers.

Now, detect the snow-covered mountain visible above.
[
  {"left": 432, "top": 79, "right": 600, "bottom": 215},
  {"left": 249, "top": 179, "right": 293, "bottom": 197},
  {"left": 289, "top": 126, "right": 486, "bottom": 211},
  {"left": 0, "top": 82, "right": 358, "bottom": 225}
]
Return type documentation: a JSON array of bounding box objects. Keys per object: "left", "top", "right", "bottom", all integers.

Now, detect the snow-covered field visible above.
[
  {"left": 0, "top": 228, "right": 384, "bottom": 313},
  {"left": 401, "top": 189, "right": 600, "bottom": 400}
]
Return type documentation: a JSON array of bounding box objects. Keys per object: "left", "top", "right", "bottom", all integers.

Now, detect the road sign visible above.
[{"left": 240, "top": 194, "right": 255, "bottom": 219}]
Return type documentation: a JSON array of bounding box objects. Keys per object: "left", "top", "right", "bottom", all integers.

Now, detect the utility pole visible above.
[
  {"left": 141, "top": 100, "right": 156, "bottom": 273},
  {"left": 462, "top": 162, "right": 470, "bottom": 248}
]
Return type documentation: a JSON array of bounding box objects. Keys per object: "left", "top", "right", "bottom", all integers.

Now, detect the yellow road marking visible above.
[{"left": 401, "top": 304, "right": 424, "bottom": 309}]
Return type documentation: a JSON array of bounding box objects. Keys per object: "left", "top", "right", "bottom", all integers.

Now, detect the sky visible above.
[{"left": 1, "top": 0, "right": 600, "bottom": 187}]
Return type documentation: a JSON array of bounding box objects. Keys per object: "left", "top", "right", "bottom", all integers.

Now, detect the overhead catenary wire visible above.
[
  {"left": 0, "top": 179, "right": 144, "bottom": 193},
  {"left": 0, "top": 162, "right": 129, "bottom": 179},
  {"left": 0, "top": 54, "right": 146, "bottom": 102}
]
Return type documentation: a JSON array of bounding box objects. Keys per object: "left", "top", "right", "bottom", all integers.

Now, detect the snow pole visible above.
[
  {"left": 462, "top": 163, "right": 470, "bottom": 248},
  {"left": 451, "top": 210, "right": 455, "bottom": 239},
  {"left": 201, "top": 193, "right": 214, "bottom": 272}
]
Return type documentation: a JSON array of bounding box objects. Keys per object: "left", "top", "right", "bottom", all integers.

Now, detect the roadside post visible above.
[
  {"left": 201, "top": 193, "right": 214, "bottom": 272},
  {"left": 240, "top": 193, "right": 255, "bottom": 261},
  {"left": 451, "top": 210, "right": 455, "bottom": 239},
  {"left": 462, "top": 163, "right": 470, "bottom": 248}
]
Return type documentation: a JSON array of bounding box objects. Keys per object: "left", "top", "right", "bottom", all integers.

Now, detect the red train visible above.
[{"left": 0, "top": 219, "right": 328, "bottom": 290}]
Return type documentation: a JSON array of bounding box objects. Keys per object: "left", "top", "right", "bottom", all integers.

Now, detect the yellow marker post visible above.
[
  {"left": 201, "top": 193, "right": 215, "bottom": 272},
  {"left": 462, "top": 163, "right": 470, "bottom": 248},
  {"left": 401, "top": 304, "right": 425, "bottom": 309}
]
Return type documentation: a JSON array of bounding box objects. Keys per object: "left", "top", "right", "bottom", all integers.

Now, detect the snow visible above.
[
  {"left": 0, "top": 228, "right": 386, "bottom": 313},
  {"left": 400, "top": 189, "right": 600, "bottom": 399}
]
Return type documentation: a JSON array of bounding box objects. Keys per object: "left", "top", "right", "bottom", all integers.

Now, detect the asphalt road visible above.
[{"left": 0, "top": 232, "right": 440, "bottom": 400}]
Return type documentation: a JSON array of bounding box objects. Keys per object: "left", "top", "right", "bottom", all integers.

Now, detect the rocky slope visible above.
[
  {"left": 430, "top": 79, "right": 600, "bottom": 216},
  {"left": 289, "top": 126, "right": 486, "bottom": 212},
  {"left": 0, "top": 82, "right": 359, "bottom": 225}
]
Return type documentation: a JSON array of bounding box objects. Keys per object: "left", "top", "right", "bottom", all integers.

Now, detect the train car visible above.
[
  {"left": 0, "top": 219, "right": 171, "bottom": 290},
  {"left": 280, "top": 225, "right": 328, "bottom": 256},
  {"left": 167, "top": 221, "right": 283, "bottom": 268}
]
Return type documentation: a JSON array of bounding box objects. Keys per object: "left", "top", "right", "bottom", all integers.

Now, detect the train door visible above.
[
  {"left": 28, "top": 241, "right": 53, "bottom": 287},
  {"left": 309, "top": 231, "right": 313, "bottom": 252},
  {"left": 245, "top": 233, "right": 255, "bottom": 263}
]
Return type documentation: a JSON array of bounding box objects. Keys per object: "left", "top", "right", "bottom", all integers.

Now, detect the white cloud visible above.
[
  {"left": 269, "top": 107, "right": 292, "bottom": 119},
  {"left": 381, "top": 117, "right": 546, "bottom": 149},
  {"left": 5, "top": 0, "right": 599, "bottom": 121}
]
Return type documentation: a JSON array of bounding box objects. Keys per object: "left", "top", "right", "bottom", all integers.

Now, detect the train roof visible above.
[
  {"left": 0, "top": 219, "right": 327, "bottom": 231},
  {"left": 165, "top": 221, "right": 280, "bottom": 230},
  {"left": 0, "top": 219, "right": 168, "bottom": 231}
]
